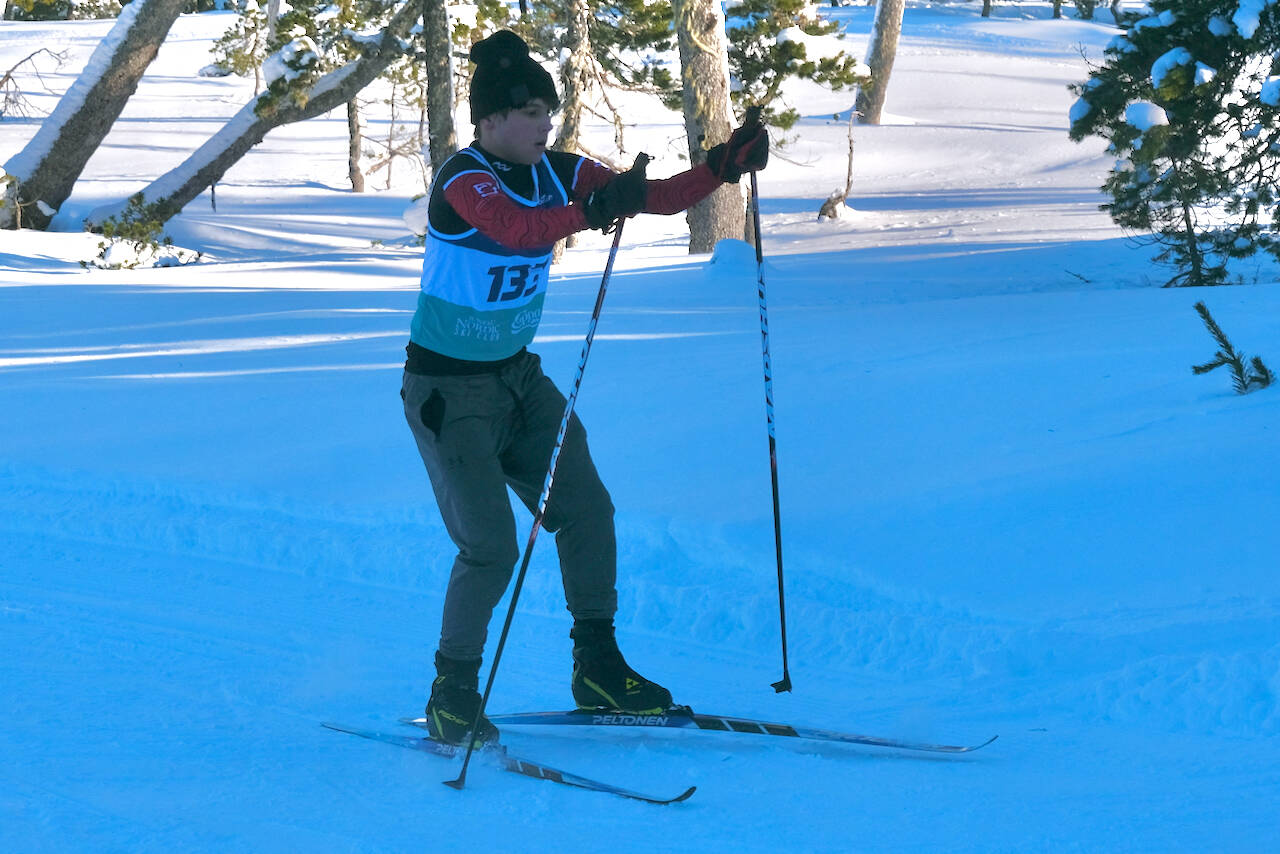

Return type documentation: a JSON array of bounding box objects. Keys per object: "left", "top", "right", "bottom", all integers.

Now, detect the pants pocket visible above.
[{"left": 420, "top": 388, "right": 446, "bottom": 438}]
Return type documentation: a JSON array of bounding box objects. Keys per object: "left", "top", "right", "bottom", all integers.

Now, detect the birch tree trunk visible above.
[
  {"left": 422, "top": 0, "right": 457, "bottom": 174},
  {"left": 674, "top": 0, "right": 742, "bottom": 253},
  {"left": 552, "top": 0, "right": 593, "bottom": 258},
  {"left": 1, "top": 0, "right": 188, "bottom": 229},
  {"left": 85, "top": 1, "right": 420, "bottom": 229},
  {"left": 347, "top": 99, "right": 365, "bottom": 192},
  {"left": 267, "top": 0, "right": 282, "bottom": 42},
  {"left": 855, "top": 0, "right": 905, "bottom": 125},
  {"left": 553, "top": 0, "right": 591, "bottom": 156}
]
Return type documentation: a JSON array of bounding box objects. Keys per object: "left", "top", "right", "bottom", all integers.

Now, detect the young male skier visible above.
[{"left": 402, "top": 29, "right": 769, "bottom": 747}]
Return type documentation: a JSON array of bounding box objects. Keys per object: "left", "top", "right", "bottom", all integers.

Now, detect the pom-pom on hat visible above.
[{"left": 469, "top": 30, "right": 559, "bottom": 124}]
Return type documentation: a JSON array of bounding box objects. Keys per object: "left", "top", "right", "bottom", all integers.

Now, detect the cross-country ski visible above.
[
  {"left": 404, "top": 707, "right": 997, "bottom": 754},
  {"left": 321, "top": 723, "right": 696, "bottom": 805}
]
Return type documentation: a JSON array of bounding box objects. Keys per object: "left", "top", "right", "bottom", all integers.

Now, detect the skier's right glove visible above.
[
  {"left": 706, "top": 116, "right": 769, "bottom": 184},
  {"left": 582, "top": 154, "right": 650, "bottom": 233}
]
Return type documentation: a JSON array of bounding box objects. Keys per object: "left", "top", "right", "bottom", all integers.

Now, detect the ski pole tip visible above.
[
  {"left": 443, "top": 776, "right": 467, "bottom": 791},
  {"left": 771, "top": 675, "right": 792, "bottom": 693}
]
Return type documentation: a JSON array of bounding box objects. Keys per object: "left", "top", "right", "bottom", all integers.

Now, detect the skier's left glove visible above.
[
  {"left": 706, "top": 117, "right": 769, "bottom": 184},
  {"left": 582, "top": 154, "right": 650, "bottom": 232}
]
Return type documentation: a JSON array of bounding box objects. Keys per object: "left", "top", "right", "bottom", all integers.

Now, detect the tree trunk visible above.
[
  {"left": 266, "top": 0, "right": 282, "bottom": 42},
  {"left": 553, "top": 0, "right": 592, "bottom": 258},
  {"left": 553, "top": 0, "right": 591, "bottom": 156},
  {"left": 85, "top": 1, "right": 421, "bottom": 229},
  {"left": 674, "top": 0, "right": 743, "bottom": 253},
  {"left": 982, "top": 0, "right": 993, "bottom": 17},
  {"left": 1, "top": 0, "right": 188, "bottom": 229},
  {"left": 855, "top": 0, "right": 905, "bottom": 126},
  {"left": 348, "top": 99, "right": 365, "bottom": 192},
  {"left": 422, "top": 0, "right": 457, "bottom": 175}
]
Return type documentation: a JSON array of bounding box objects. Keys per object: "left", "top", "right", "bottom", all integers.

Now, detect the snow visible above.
[
  {"left": 1151, "top": 46, "right": 1191, "bottom": 90},
  {"left": 1125, "top": 100, "right": 1169, "bottom": 132},
  {"left": 1262, "top": 75, "right": 1280, "bottom": 106},
  {"left": 261, "top": 36, "right": 319, "bottom": 86},
  {"left": 1208, "top": 15, "right": 1235, "bottom": 37},
  {"left": 1233, "top": 0, "right": 1274, "bottom": 39},
  {"left": 3, "top": 4, "right": 1280, "bottom": 851},
  {"left": 1133, "top": 9, "right": 1177, "bottom": 32}
]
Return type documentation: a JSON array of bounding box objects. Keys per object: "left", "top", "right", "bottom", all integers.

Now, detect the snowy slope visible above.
[{"left": 3, "top": 4, "right": 1279, "bottom": 852}]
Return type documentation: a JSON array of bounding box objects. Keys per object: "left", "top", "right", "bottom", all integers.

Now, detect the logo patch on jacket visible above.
[{"left": 474, "top": 180, "right": 500, "bottom": 199}]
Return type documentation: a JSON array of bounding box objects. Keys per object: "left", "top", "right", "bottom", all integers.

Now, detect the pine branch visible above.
[
  {"left": 1191, "top": 301, "right": 1273, "bottom": 394},
  {"left": 1249, "top": 356, "right": 1275, "bottom": 390}
]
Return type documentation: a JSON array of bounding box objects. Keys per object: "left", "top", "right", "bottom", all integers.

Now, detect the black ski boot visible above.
[
  {"left": 570, "top": 619, "right": 673, "bottom": 713},
  {"left": 424, "top": 652, "right": 500, "bottom": 748}
]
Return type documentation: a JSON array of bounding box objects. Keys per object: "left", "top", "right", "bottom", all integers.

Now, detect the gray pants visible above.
[{"left": 401, "top": 351, "right": 617, "bottom": 660}]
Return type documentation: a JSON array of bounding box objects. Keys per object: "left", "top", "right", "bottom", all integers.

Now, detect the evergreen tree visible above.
[
  {"left": 1069, "top": 0, "right": 1280, "bottom": 286},
  {"left": 725, "top": 0, "right": 868, "bottom": 129},
  {"left": 211, "top": 0, "right": 270, "bottom": 93}
]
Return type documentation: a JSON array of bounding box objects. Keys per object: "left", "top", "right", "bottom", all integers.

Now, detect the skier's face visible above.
[{"left": 479, "top": 99, "right": 555, "bottom": 165}]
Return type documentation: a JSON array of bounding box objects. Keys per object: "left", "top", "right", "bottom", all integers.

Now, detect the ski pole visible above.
[
  {"left": 446, "top": 154, "right": 649, "bottom": 791},
  {"left": 744, "top": 107, "right": 791, "bottom": 694}
]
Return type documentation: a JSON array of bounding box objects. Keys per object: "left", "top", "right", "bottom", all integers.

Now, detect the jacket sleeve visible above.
[
  {"left": 442, "top": 169, "right": 589, "bottom": 250},
  {"left": 572, "top": 159, "right": 724, "bottom": 216},
  {"left": 643, "top": 163, "right": 723, "bottom": 215}
]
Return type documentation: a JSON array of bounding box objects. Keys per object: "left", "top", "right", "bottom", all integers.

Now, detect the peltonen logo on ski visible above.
[{"left": 592, "top": 713, "right": 669, "bottom": 726}]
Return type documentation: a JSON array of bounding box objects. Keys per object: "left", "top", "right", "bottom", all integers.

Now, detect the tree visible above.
[
  {"left": 1, "top": 48, "right": 66, "bottom": 120},
  {"left": 673, "top": 0, "right": 743, "bottom": 252},
  {"left": 511, "top": 0, "right": 676, "bottom": 158},
  {"left": 210, "top": 1, "right": 270, "bottom": 94},
  {"left": 724, "top": 0, "right": 869, "bottom": 129},
  {"left": 1069, "top": 0, "right": 1280, "bottom": 286},
  {"left": 552, "top": 0, "right": 593, "bottom": 157},
  {"left": 855, "top": 0, "right": 904, "bottom": 125},
  {"left": 1, "top": 0, "right": 189, "bottom": 229},
  {"left": 421, "top": 0, "right": 457, "bottom": 174},
  {"left": 84, "top": 0, "right": 422, "bottom": 230}
]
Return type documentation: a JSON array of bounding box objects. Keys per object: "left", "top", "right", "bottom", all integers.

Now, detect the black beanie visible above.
[{"left": 469, "top": 30, "right": 559, "bottom": 124}]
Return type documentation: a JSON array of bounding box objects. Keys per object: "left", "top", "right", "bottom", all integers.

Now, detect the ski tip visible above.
[
  {"left": 670, "top": 785, "right": 697, "bottom": 804},
  {"left": 954, "top": 734, "right": 999, "bottom": 752}
]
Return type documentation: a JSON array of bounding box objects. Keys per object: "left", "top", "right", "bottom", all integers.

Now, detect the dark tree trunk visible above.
[
  {"left": 2, "top": 0, "right": 189, "bottom": 229},
  {"left": 85, "top": 1, "right": 420, "bottom": 229},
  {"left": 348, "top": 99, "right": 365, "bottom": 192}
]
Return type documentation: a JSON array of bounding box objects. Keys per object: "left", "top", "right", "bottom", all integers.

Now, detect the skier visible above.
[{"left": 401, "top": 29, "right": 769, "bottom": 747}]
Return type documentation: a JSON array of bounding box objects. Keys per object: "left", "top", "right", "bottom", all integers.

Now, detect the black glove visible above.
[
  {"left": 706, "top": 117, "right": 769, "bottom": 183},
  {"left": 582, "top": 154, "right": 650, "bottom": 232}
]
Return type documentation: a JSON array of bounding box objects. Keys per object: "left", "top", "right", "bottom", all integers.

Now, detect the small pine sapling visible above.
[{"left": 1191, "top": 301, "right": 1274, "bottom": 393}]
